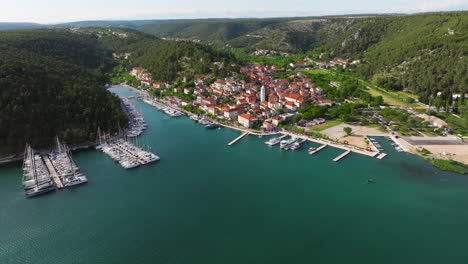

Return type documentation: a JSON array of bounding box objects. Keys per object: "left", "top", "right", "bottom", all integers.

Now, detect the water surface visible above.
[{"left": 1, "top": 86, "right": 467, "bottom": 264}]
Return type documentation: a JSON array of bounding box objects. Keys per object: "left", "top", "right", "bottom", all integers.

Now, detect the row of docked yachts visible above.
[
  {"left": 99, "top": 139, "right": 160, "bottom": 169},
  {"left": 265, "top": 136, "right": 306, "bottom": 151},
  {"left": 122, "top": 98, "right": 148, "bottom": 137},
  {"left": 190, "top": 115, "right": 219, "bottom": 129},
  {"left": 141, "top": 97, "right": 184, "bottom": 117},
  {"left": 22, "top": 138, "right": 87, "bottom": 197}
]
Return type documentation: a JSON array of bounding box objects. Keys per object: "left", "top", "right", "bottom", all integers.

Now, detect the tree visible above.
[{"left": 343, "top": 127, "right": 352, "bottom": 136}]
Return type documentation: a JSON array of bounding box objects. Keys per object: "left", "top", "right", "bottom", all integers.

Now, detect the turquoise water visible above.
[{"left": 1, "top": 86, "right": 468, "bottom": 263}]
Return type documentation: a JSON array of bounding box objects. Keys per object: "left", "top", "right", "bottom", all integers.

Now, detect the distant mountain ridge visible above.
[{"left": 0, "top": 22, "right": 43, "bottom": 30}]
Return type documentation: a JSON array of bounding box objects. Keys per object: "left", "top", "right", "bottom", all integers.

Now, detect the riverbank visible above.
[
  {"left": 120, "top": 85, "right": 468, "bottom": 170},
  {"left": 4, "top": 85, "right": 468, "bottom": 264}
]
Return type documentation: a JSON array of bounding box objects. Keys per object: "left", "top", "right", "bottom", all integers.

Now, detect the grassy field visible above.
[
  {"left": 431, "top": 159, "right": 467, "bottom": 175},
  {"left": 365, "top": 87, "right": 409, "bottom": 106},
  {"left": 312, "top": 120, "right": 343, "bottom": 131},
  {"left": 302, "top": 69, "right": 417, "bottom": 107}
]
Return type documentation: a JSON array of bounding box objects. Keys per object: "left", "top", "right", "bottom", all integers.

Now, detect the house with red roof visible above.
[{"left": 238, "top": 113, "right": 257, "bottom": 128}]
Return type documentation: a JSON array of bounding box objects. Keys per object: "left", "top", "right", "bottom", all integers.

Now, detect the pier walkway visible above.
[
  {"left": 43, "top": 156, "right": 64, "bottom": 189},
  {"left": 280, "top": 131, "right": 378, "bottom": 158},
  {"left": 376, "top": 153, "right": 387, "bottom": 159},
  {"left": 309, "top": 144, "right": 327, "bottom": 155},
  {"left": 333, "top": 150, "right": 351, "bottom": 162},
  {"left": 228, "top": 132, "right": 249, "bottom": 146}
]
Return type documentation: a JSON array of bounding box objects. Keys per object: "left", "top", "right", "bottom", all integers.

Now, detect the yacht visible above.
[
  {"left": 265, "top": 137, "right": 282, "bottom": 146},
  {"left": 280, "top": 138, "right": 296, "bottom": 149},
  {"left": 289, "top": 142, "right": 301, "bottom": 150},
  {"left": 205, "top": 123, "right": 219, "bottom": 129}
]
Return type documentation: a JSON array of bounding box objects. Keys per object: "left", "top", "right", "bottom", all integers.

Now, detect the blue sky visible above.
[{"left": 1, "top": 0, "right": 467, "bottom": 23}]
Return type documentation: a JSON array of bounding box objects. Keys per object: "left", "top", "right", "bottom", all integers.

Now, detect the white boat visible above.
[
  {"left": 265, "top": 137, "right": 282, "bottom": 146},
  {"left": 280, "top": 138, "right": 296, "bottom": 149},
  {"left": 308, "top": 147, "right": 316, "bottom": 154},
  {"left": 289, "top": 142, "right": 301, "bottom": 150}
]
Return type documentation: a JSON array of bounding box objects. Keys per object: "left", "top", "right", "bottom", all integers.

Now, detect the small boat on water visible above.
[
  {"left": 265, "top": 137, "right": 282, "bottom": 146},
  {"left": 205, "top": 123, "right": 219, "bottom": 129},
  {"left": 289, "top": 142, "right": 301, "bottom": 150},
  {"left": 280, "top": 138, "right": 296, "bottom": 149},
  {"left": 308, "top": 147, "right": 316, "bottom": 154}
]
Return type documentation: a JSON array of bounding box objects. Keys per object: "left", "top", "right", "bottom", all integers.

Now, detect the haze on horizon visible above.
[{"left": 0, "top": 0, "right": 467, "bottom": 24}]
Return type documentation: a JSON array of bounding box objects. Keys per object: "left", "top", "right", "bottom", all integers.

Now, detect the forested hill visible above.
[
  {"left": 87, "top": 28, "right": 238, "bottom": 82},
  {"left": 0, "top": 30, "right": 128, "bottom": 154},
  {"left": 319, "top": 12, "right": 467, "bottom": 105}
]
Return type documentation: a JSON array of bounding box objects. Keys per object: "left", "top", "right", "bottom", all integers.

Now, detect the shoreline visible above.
[
  {"left": 115, "top": 85, "right": 468, "bottom": 168},
  {"left": 120, "top": 85, "right": 380, "bottom": 158}
]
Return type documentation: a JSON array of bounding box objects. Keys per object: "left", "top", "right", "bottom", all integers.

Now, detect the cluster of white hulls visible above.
[
  {"left": 122, "top": 98, "right": 148, "bottom": 137},
  {"left": 22, "top": 138, "right": 87, "bottom": 197},
  {"left": 142, "top": 97, "right": 184, "bottom": 117},
  {"left": 99, "top": 139, "right": 160, "bottom": 169},
  {"left": 49, "top": 138, "right": 88, "bottom": 188},
  {"left": 22, "top": 145, "right": 56, "bottom": 197}
]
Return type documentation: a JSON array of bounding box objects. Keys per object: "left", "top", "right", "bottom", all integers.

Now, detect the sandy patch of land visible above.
[
  {"left": 399, "top": 136, "right": 468, "bottom": 164},
  {"left": 321, "top": 124, "right": 388, "bottom": 139},
  {"left": 338, "top": 136, "right": 369, "bottom": 149},
  {"left": 421, "top": 145, "right": 468, "bottom": 164}
]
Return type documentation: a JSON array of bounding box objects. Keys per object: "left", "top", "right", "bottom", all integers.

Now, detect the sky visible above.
[{"left": 0, "top": 0, "right": 467, "bottom": 23}]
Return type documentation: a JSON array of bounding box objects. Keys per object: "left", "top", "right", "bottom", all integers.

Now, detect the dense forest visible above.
[
  {"left": 0, "top": 30, "right": 128, "bottom": 154},
  {"left": 0, "top": 28, "right": 240, "bottom": 154},
  {"left": 90, "top": 28, "right": 238, "bottom": 82}
]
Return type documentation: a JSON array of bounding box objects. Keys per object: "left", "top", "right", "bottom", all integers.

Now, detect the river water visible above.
[{"left": 1, "top": 86, "right": 468, "bottom": 264}]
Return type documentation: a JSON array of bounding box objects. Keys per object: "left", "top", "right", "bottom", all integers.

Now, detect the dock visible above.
[
  {"left": 228, "top": 132, "right": 249, "bottom": 146},
  {"left": 333, "top": 150, "right": 351, "bottom": 162},
  {"left": 43, "top": 155, "right": 64, "bottom": 189},
  {"left": 309, "top": 144, "right": 327, "bottom": 155},
  {"left": 100, "top": 139, "right": 160, "bottom": 169},
  {"left": 278, "top": 134, "right": 288, "bottom": 140},
  {"left": 376, "top": 153, "right": 387, "bottom": 159}
]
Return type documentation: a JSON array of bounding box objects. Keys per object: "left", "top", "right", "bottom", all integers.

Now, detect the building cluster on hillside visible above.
[
  {"left": 142, "top": 63, "right": 332, "bottom": 130},
  {"left": 130, "top": 67, "right": 153, "bottom": 86},
  {"left": 252, "top": 49, "right": 290, "bottom": 57}
]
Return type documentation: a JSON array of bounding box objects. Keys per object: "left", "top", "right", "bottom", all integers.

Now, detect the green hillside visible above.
[
  {"left": 0, "top": 30, "right": 128, "bottom": 154},
  {"left": 319, "top": 12, "right": 467, "bottom": 107},
  {"left": 139, "top": 18, "right": 292, "bottom": 45},
  {"left": 81, "top": 27, "right": 238, "bottom": 82}
]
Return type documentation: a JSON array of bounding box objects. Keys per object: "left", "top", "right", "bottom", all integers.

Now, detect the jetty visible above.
[
  {"left": 309, "top": 144, "right": 327, "bottom": 155},
  {"left": 333, "top": 150, "right": 351, "bottom": 162},
  {"left": 43, "top": 156, "right": 64, "bottom": 189},
  {"left": 228, "top": 132, "right": 249, "bottom": 146},
  {"left": 376, "top": 153, "right": 388, "bottom": 159},
  {"left": 280, "top": 131, "right": 379, "bottom": 158},
  {"left": 100, "top": 139, "right": 160, "bottom": 169},
  {"left": 22, "top": 145, "right": 56, "bottom": 197}
]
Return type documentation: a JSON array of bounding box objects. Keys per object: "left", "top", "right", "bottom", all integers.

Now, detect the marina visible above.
[
  {"left": 100, "top": 139, "right": 160, "bottom": 169},
  {"left": 43, "top": 156, "right": 64, "bottom": 189},
  {"left": 21, "top": 138, "right": 88, "bottom": 197},
  {"left": 22, "top": 145, "right": 56, "bottom": 197},
  {"left": 142, "top": 96, "right": 184, "bottom": 117},
  {"left": 122, "top": 98, "right": 148, "bottom": 137},
  {"left": 3, "top": 86, "right": 468, "bottom": 264},
  {"left": 265, "top": 135, "right": 287, "bottom": 146},
  {"left": 48, "top": 138, "right": 88, "bottom": 188}
]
